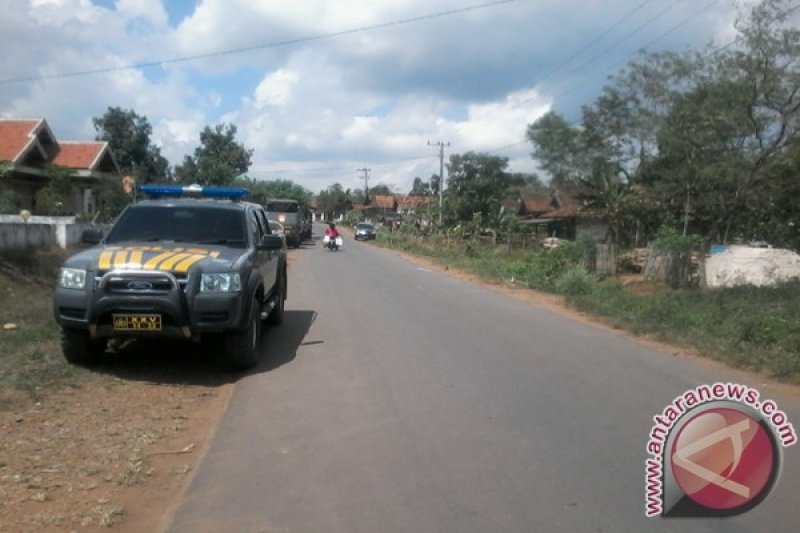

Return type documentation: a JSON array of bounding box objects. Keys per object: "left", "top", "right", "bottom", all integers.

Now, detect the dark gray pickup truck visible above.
[{"left": 53, "top": 185, "right": 287, "bottom": 370}]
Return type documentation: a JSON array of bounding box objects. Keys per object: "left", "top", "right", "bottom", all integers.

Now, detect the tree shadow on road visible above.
[{"left": 90, "top": 310, "right": 317, "bottom": 386}]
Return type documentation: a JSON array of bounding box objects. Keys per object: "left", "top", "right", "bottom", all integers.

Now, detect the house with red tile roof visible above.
[
  {"left": 0, "top": 118, "right": 120, "bottom": 216},
  {"left": 395, "top": 195, "right": 435, "bottom": 216}
]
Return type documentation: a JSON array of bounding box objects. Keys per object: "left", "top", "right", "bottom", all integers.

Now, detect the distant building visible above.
[{"left": 0, "top": 118, "right": 120, "bottom": 215}]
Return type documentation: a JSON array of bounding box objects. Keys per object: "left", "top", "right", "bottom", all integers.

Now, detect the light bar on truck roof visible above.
[{"left": 137, "top": 184, "right": 250, "bottom": 199}]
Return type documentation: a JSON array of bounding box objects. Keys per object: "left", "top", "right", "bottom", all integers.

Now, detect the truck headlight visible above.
[
  {"left": 200, "top": 273, "right": 241, "bottom": 293},
  {"left": 58, "top": 268, "right": 87, "bottom": 289}
]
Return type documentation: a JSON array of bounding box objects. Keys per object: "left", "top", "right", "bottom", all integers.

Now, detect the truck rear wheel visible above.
[
  {"left": 61, "top": 328, "right": 107, "bottom": 366},
  {"left": 224, "top": 296, "right": 261, "bottom": 370}
]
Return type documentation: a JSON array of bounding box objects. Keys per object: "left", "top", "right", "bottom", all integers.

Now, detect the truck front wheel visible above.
[
  {"left": 61, "top": 328, "right": 107, "bottom": 366},
  {"left": 224, "top": 296, "right": 261, "bottom": 370}
]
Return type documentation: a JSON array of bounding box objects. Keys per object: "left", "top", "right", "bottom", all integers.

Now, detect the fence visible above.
[{"left": 0, "top": 215, "right": 99, "bottom": 251}]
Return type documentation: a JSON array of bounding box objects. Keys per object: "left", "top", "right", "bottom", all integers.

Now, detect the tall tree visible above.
[
  {"left": 316, "top": 183, "right": 351, "bottom": 218},
  {"left": 93, "top": 107, "right": 170, "bottom": 182},
  {"left": 526, "top": 112, "right": 583, "bottom": 190},
  {"left": 409, "top": 177, "right": 432, "bottom": 196},
  {"left": 645, "top": 0, "right": 800, "bottom": 243},
  {"left": 445, "top": 152, "right": 511, "bottom": 222},
  {"left": 175, "top": 124, "right": 253, "bottom": 186}
]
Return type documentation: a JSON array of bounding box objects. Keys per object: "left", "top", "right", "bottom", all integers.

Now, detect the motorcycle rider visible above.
[{"left": 324, "top": 222, "right": 341, "bottom": 249}]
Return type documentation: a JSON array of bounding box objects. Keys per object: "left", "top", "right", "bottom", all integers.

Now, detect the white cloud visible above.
[
  {"left": 254, "top": 69, "right": 300, "bottom": 108},
  {"left": 116, "top": 0, "right": 169, "bottom": 30},
  {"left": 1, "top": 0, "right": 747, "bottom": 193}
]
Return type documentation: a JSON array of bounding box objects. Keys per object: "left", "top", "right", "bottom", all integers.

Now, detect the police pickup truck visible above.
[{"left": 53, "top": 184, "right": 287, "bottom": 370}]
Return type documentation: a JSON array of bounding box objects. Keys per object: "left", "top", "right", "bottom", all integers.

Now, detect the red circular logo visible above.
[{"left": 670, "top": 407, "right": 777, "bottom": 511}]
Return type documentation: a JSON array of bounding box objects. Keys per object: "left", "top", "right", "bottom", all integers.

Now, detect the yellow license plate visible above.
[{"left": 113, "top": 314, "right": 162, "bottom": 331}]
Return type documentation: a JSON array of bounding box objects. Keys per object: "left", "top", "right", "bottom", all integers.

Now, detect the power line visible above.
[
  {"left": 550, "top": 0, "right": 686, "bottom": 88},
  {"left": 551, "top": 0, "right": 798, "bottom": 102},
  {"left": 532, "top": 0, "right": 660, "bottom": 87},
  {"left": 0, "top": 0, "right": 516, "bottom": 85},
  {"left": 552, "top": 0, "right": 721, "bottom": 100}
]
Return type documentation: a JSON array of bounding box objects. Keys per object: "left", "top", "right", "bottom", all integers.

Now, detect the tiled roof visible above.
[
  {"left": 371, "top": 195, "right": 396, "bottom": 209},
  {"left": 524, "top": 198, "right": 552, "bottom": 213},
  {"left": 541, "top": 204, "right": 578, "bottom": 219},
  {"left": 0, "top": 119, "right": 41, "bottom": 162},
  {"left": 52, "top": 142, "right": 107, "bottom": 169},
  {"left": 396, "top": 195, "right": 435, "bottom": 210}
]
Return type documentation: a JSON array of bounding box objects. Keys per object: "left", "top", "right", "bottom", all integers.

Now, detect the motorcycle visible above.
[{"left": 323, "top": 234, "right": 343, "bottom": 251}]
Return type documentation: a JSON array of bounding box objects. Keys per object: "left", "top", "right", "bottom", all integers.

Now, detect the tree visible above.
[
  {"left": 445, "top": 152, "right": 511, "bottom": 223},
  {"left": 409, "top": 177, "right": 432, "bottom": 196},
  {"left": 93, "top": 107, "right": 170, "bottom": 182},
  {"left": 526, "top": 112, "right": 584, "bottom": 190},
  {"left": 643, "top": 0, "right": 800, "bottom": 244},
  {"left": 175, "top": 124, "right": 253, "bottom": 186},
  {"left": 369, "top": 184, "right": 392, "bottom": 196},
  {"left": 349, "top": 188, "right": 366, "bottom": 205},
  {"left": 316, "top": 183, "right": 351, "bottom": 218},
  {"left": 34, "top": 165, "right": 73, "bottom": 215},
  {"left": 237, "top": 177, "right": 311, "bottom": 205}
]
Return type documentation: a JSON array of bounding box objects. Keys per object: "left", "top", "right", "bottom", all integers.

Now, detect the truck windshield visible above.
[
  {"left": 105, "top": 206, "right": 247, "bottom": 247},
  {"left": 265, "top": 201, "right": 299, "bottom": 213}
]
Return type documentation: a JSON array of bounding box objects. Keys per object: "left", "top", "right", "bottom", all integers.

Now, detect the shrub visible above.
[
  {"left": 555, "top": 266, "right": 598, "bottom": 295},
  {"left": 0, "top": 189, "right": 20, "bottom": 214}
]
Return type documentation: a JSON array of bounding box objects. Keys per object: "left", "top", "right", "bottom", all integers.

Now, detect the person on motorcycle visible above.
[
  {"left": 324, "top": 222, "right": 341, "bottom": 250},
  {"left": 324, "top": 223, "right": 340, "bottom": 240}
]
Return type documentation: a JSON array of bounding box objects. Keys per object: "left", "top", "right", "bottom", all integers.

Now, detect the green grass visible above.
[
  {"left": 376, "top": 232, "right": 800, "bottom": 382},
  {"left": 0, "top": 250, "right": 90, "bottom": 408}
]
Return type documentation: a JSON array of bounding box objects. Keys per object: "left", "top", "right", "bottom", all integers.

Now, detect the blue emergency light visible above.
[{"left": 137, "top": 184, "right": 249, "bottom": 199}]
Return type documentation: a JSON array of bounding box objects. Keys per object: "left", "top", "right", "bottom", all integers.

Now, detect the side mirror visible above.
[
  {"left": 258, "top": 234, "right": 284, "bottom": 251},
  {"left": 81, "top": 228, "right": 103, "bottom": 244}
]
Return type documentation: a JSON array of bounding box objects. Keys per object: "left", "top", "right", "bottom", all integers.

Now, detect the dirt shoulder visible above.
[
  {"left": 0, "top": 249, "right": 301, "bottom": 532},
  {"left": 0, "top": 347, "right": 235, "bottom": 533}
]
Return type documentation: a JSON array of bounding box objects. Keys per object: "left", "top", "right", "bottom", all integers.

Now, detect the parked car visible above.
[{"left": 354, "top": 222, "right": 377, "bottom": 241}]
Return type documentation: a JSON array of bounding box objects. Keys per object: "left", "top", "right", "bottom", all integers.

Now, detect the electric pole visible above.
[
  {"left": 428, "top": 140, "right": 449, "bottom": 225},
  {"left": 357, "top": 167, "right": 371, "bottom": 205}
]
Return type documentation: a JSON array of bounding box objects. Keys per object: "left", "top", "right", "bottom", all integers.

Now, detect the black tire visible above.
[
  {"left": 61, "top": 328, "right": 107, "bottom": 366},
  {"left": 224, "top": 296, "right": 261, "bottom": 370},
  {"left": 267, "top": 272, "right": 286, "bottom": 326}
]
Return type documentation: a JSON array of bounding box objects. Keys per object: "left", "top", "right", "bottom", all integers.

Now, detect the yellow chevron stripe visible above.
[
  {"left": 99, "top": 247, "right": 218, "bottom": 271},
  {"left": 112, "top": 250, "right": 130, "bottom": 268},
  {"left": 158, "top": 253, "right": 192, "bottom": 271},
  {"left": 128, "top": 249, "right": 144, "bottom": 268},
  {"left": 143, "top": 251, "right": 178, "bottom": 270},
  {"left": 99, "top": 250, "right": 114, "bottom": 270},
  {"left": 174, "top": 255, "right": 206, "bottom": 273}
]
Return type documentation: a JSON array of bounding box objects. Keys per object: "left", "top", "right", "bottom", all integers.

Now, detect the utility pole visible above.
[
  {"left": 428, "top": 140, "right": 449, "bottom": 225},
  {"left": 357, "top": 167, "right": 371, "bottom": 205}
]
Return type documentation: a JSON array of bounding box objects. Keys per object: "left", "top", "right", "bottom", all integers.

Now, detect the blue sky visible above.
[{"left": 0, "top": 0, "right": 756, "bottom": 193}]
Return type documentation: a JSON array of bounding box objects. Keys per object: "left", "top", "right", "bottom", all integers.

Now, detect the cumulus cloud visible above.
[{"left": 0, "top": 0, "right": 747, "bottom": 192}]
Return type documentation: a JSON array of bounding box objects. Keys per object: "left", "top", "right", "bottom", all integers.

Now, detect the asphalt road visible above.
[{"left": 164, "top": 224, "right": 800, "bottom": 533}]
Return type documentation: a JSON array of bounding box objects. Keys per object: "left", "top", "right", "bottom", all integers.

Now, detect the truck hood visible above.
[{"left": 63, "top": 243, "right": 246, "bottom": 274}]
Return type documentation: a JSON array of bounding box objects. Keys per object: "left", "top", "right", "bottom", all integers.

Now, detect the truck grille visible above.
[{"left": 97, "top": 270, "right": 185, "bottom": 295}]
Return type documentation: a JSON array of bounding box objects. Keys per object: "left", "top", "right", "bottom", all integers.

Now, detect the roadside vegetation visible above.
[
  {"left": 0, "top": 249, "right": 89, "bottom": 409},
  {"left": 374, "top": 231, "right": 800, "bottom": 383}
]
